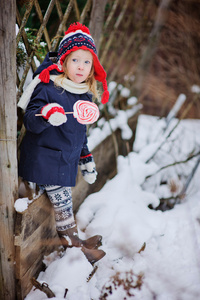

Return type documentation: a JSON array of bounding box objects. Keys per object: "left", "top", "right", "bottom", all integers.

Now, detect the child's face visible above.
[{"left": 66, "top": 49, "right": 93, "bottom": 84}]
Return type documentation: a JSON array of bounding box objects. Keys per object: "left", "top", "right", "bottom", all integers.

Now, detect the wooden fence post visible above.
[
  {"left": 0, "top": 0, "right": 17, "bottom": 299},
  {"left": 89, "top": 0, "right": 108, "bottom": 52}
]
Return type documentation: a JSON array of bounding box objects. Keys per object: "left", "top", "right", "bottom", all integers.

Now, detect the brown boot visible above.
[
  {"left": 58, "top": 226, "right": 106, "bottom": 265},
  {"left": 81, "top": 246, "right": 106, "bottom": 265},
  {"left": 57, "top": 226, "right": 102, "bottom": 249},
  {"left": 82, "top": 235, "right": 102, "bottom": 249}
]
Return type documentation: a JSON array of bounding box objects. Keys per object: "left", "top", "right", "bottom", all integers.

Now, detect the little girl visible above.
[{"left": 18, "top": 22, "right": 109, "bottom": 265}]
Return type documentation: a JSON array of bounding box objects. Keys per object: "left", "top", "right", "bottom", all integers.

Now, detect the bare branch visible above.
[
  {"left": 146, "top": 151, "right": 200, "bottom": 180},
  {"left": 146, "top": 94, "right": 199, "bottom": 163},
  {"left": 89, "top": 0, "right": 108, "bottom": 52},
  {"left": 133, "top": 0, "right": 173, "bottom": 98}
]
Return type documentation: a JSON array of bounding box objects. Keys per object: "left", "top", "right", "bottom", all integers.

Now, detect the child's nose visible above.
[{"left": 78, "top": 63, "right": 84, "bottom": 70}]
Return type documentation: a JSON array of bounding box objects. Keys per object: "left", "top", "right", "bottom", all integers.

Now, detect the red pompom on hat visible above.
[
  {"left": 39, "top": 22, "right": 109, "bottom": 104},
  {"left": 64, "top": 22, "right": 90, "bottom": 35}
]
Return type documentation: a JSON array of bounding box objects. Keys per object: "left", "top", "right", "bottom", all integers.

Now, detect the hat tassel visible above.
[
  {"left": 39, "top": 64, "right": 63, "bottom": 83},
  {"left": 101, "top": 79, "right": 109, "bottom": 104}
]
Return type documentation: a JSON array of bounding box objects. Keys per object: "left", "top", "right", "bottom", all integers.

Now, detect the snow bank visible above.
[{"left": 25, "top": 115, "right": 200, "bottom": 300}]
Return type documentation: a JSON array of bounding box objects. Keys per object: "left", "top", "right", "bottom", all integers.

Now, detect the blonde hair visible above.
[{"left": 54, "top": 52, "right": 99, "bottom": 99}]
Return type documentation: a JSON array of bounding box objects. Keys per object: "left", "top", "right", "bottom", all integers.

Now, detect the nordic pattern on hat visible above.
[{"left": 57, "top": 23, "right": 97, "bottom": 65}]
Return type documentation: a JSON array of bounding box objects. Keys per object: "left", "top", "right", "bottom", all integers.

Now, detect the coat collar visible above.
[{"left": 18, "top": 74, "right": 90, "bottom": 111}]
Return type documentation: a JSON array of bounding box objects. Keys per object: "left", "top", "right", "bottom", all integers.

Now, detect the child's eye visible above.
[
  {"left": 72, "top": 58, "right": 78, "bottom": 62},
  {"left": 85, "top": 60, "right": 91, "bottom": 64}
]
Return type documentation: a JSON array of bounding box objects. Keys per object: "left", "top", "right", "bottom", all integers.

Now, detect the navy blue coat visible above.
[{"left": 19, "top": 53, "right": 92, "bottom": 186}]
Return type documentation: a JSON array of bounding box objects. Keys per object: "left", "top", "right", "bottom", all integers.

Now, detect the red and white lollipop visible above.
[
  {"left": 73, "top": 100, "right": 99, "bottom": 125},
  {"left": 36, "top": 100, "right": 99, "bottom": 125}
]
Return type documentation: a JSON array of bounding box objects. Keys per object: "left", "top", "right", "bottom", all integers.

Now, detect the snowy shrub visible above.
[{"left": 99, "top": 270, "right": 144, "bottom": 299}]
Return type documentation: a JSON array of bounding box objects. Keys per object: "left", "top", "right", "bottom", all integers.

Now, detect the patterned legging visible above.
[{"left": 42, "top": 185, "right": 76, "bottom": 232}]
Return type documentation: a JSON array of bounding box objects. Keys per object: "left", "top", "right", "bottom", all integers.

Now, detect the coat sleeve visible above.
[
  {"left": 23, "top": 83, "right": 53, "bottom": 134},
  {"left": 80, "top": 128, "right": 91, "bottom": 158},
  {"left": 79, "top": 92, "right": 94, "bottom": 157}
]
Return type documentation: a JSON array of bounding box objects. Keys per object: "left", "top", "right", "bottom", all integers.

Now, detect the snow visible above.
[
  {"left": 191, "top": 85, "right": 200, "bottom": 93},
  {"left": 23, "top": 111, "right": 200, "bottom": 300},
  {"left": 166, "top": 94, "right": 186, "bottom": 125},
  {"left": 38, "top": 248, "right": 94, "bottom": 299},
  {"left": 120, "top": 87, "right": 130, "bottom": 98},
  {"left": 88, "top": 104, "right": 142, "bottom": 151},
  {"left": 14, "top": 197, "right": 33, "bottom": 212},
  {"left": 127, "top": 96, "right": 138, "bottom": 106}
]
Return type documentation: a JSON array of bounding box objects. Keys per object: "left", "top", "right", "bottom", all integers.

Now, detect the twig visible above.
[
  {"left": 87, "top": 265, "right": 98, "bottom": 282},
  {"left": 146, "top": 151, "right": 200, "bottom": 179},
  {"left": 155, "top": 154, "right": 200, "bottom": 209},
  {"left": 146, "top": 95, "right": 198, "bottom": 163},
  {"left": 64, "top": 288, "right": 68, "bottom": 298},
  {"left": 178, "top": 154, "right": 200, "bottom": 199}
]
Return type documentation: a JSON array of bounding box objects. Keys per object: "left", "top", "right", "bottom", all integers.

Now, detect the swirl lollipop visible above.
[
  {"left": 35, "top": 100, "right": 100, "bottom": 125},
  {"left": 73, "top": 100, "right": 99, "bottom": 125}
]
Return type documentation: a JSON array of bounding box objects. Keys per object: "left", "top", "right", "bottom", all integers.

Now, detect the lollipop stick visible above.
[{"left": 35, "top": 112, "right": 73, "bottom": 116}]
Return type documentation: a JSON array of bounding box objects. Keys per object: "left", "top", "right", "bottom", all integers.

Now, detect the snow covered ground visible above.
[{"left": 21, "top": 111, "right": 200, "bottom": 300}]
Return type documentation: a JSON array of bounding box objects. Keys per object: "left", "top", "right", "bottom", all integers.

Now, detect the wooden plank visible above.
[
  {"left": 0, "top": 1, "right": 17, "bottom": 299},
  {"left": 15, "top": 212, "right": 60, "bottom": 279},
  {"left": 15, "top": 193, "right": 53, "bottom": 242},
  {"left": 15, "top": 193, "right": 62, "bottom": 299},
  {"left": 16, "top": 250, "right": 50, "bottom": 300}
]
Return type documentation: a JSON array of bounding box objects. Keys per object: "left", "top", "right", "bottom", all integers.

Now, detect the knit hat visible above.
[{"left": 39, "top": 22, "right": 109, "bottom": 104}]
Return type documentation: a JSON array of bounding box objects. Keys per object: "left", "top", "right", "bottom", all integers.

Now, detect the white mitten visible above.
[
  {"left": 41, "top": 103, "right": 67, "bottom": 126},
  {"left": 79, "top": 154, "right": 97, "bottom": 184}
]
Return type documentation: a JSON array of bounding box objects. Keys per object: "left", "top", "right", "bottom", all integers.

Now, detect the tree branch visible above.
[
  {"left": 132, "top": 0, "right": 173, "bottom": 98},
  {"left": 146, "top": 94, "right": 199, "bottom": 163},
  {"left": 146, "top": 151, "right": 200, "bottom": 180}
]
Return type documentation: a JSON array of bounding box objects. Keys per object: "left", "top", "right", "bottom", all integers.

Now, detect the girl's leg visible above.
[
  {"left": 43, "top": 184, "right": 102, "bottom": 248},
  {"left": 43, "top": 184, "right": 106, "bottom": 264},
  {"left": 44, "top": 185, "right": 75, "bottom": 232}
]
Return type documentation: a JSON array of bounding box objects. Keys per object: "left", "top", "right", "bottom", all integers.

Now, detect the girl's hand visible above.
[
  {"left": 79, "top": 154, "right": 97, "bottom": 184},
  {"left": 41, "top": 103, "right": 67, "bottom": 126}
]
